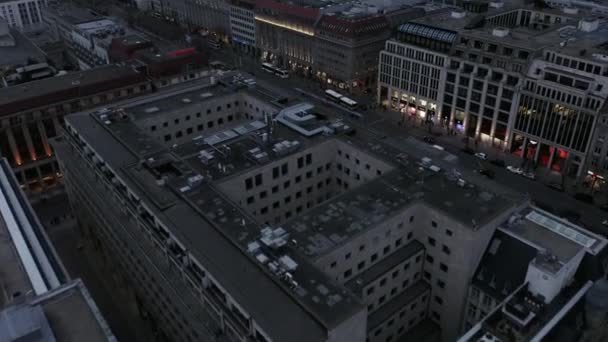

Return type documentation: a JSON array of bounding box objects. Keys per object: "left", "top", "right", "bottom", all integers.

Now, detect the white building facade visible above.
[{"left": 0, "top": 0, "right": 46, "bottom": 29}]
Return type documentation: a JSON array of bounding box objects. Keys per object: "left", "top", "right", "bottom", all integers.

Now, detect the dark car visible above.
[
  {"left": 574, "top": 192, "right": 594, "bottom": 204},
  {"left": 461, "top": 147, "right": 475, "bottom": 155},
  {"left": 478, "top": 168, "right": 495, "bottom": 179},
  {"left": 423, "top": 136, "right": 436, "bottom": 144},
  {"left": 546, "top": 182, "right": 564, "bottom": 192},
  {"left": 490, "top": 159, "right": 506, "bottom": 167}
]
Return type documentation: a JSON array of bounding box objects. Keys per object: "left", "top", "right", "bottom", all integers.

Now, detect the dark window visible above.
[{"left": 442, "top": 245, "right": 451, "bottom": 255}]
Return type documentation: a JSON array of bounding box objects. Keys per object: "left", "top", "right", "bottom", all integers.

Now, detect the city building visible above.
[
  {"left": 150, "top": 0, "right": 231, "bottom": 37},
  {"left": 314, "top": 10, "right": 391, "bottom": 90},
  {"left": 52, "top": 72, "right": 534, "bottom": 342},
  {"left": 229, "top": 0, "right": 256, "bottom": 54},
  {"left": 460, "top": 206, "right": 608, "bottom": 335},
  {"left": 0, "top": 0, "right": 47, "bottom": 30},
  {"left": 255, "top": 0, "right": 326, "bottom": 75},
  {"left": 378, "top": 3, "right": 608, "bottom": 181},
  {"left": 0, "top": 157, "right": 116, "bottom": 342},
  {"left": 458, "top": 209, "right": 608, "bottom": 342},
  {"left": 0, "top": 64, "right": 151, "bottom": 193}
]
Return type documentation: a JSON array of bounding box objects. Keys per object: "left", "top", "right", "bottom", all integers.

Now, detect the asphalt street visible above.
[{"left": 220, "top": 52, "right": 608, "bottom": 236}]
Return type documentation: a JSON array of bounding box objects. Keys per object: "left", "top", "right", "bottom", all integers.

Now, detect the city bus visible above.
[
  {"left": 339, "top": 96, "right": 358, "bottom": 110},
  {"left": 325, "top": 89, "right": 343, "bottom": 102},
  {"left": 261, "top": 63, "right": 289, "bottom": 78}
]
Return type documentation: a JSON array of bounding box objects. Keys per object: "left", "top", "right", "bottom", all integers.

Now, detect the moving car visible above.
[
  {"left": 490, "top": 159, "right": 506, "bottom": 167},
  {"left": 546, "top": 182, "right": 564, "bottom": 192},
  {"left": 423, "top": 136, "right": 436, "bottom": 144},
  {"left": 478, "top": 168, "right": 495, "bottom": 179},
  {"left": 506, "top": 165, "right": 523, "bottom": 174},
  {"left": 461, "top": 147, "right": 474, "bottom": 155},
  {"left": 474, "top": 152, "right": 488, "bottom": 160},
  {"left": 523, "top": 172, "right": 536, "bottom": 180}
]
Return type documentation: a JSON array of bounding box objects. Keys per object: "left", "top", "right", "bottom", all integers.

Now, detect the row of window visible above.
[
  {"left": 162, "top": 115, "right": 235, "bottom": 142},
  {"left": 244, "top": 153, "right": 314, "bottom": 190}
]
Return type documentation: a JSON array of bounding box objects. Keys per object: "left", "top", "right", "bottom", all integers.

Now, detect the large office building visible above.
[
  {"left": 378, "top": 2, "right": 608, "bottom": 181},
  {"left": 51, "top": 70, "right": 545, "bottom": 342},
  {"left": 0, "top": 157, "right": 115, "bottom": 342},
  {"left": 254, "top": 0, "right": 424, "bottom": 90}
]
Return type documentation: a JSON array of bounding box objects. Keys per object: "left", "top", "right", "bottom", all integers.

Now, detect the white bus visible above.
[
  {"left": 261, "top": 63, "right": 289, "bottom": 78},
  {"left": 325, "top": 89, "right": 343, "bottom": 102},
  {"left": 339, "top": 96, "right": 358, "bottom": 110}
]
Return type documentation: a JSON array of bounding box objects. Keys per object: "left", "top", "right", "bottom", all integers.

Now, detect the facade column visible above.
[
  {"left": 547, "top": 145, "right": 557, "bottom": 170},
  {"left": 21, "top": 124, "right": 37, "bottom": 162},
  {"left": 37, "top": 121, "right": 53, "bottom": 157},
  {"left": 52, "top": 116, "right": 63, "bottom": 136},
  {"left": 5, "top": 127, "right": 22, "bottom": 166}
]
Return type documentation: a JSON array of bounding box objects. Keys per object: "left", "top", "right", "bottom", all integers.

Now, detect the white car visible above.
[
  {"left": 523, "top": 172, "right": 536, "bottom": 180},
  {"left": 474, "top": 152, "right": 488, "bottom": 160},
  {"left": 506, "top": 165, "right": 523, "bottom": 175},
  {"left": 603, "top": 220, "right": 608, "bottom": 227}
]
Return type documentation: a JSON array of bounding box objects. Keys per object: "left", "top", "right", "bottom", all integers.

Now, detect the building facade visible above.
[
  {"left": 0, "top": 157, "right": 115, "bottom": 342},
  {"left": 229, "top": 0, "right": 256, "bottom": 54},
  {"left": 0, "top": 64, "right": 151, "bottom": 193},
  {"left": 0, "top": 0, "right": 46, "bottom": 29},
  {"left": 52, "top": 72, "right": 535, "bottom": 342},
  {"left": 459, "top": 206, "right": 608, "bottom": 341},
  {"left": 314, "top": 12, "right": 391, "bottom": 90},
  {"left": 378, "top": 4, "right": 608, "bottom": 181}
]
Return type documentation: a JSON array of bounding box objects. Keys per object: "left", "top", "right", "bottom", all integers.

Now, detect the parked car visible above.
[
  {"left": 423, "top": 136, "right": 436, "bottom": 144},
  {"left": 546, "top": 182, "right": 564, "bottom": 192},
  {"left": 523, "top": 172, "right": 536, "bottom": 180},
  {"left": 574, "top": 192, "right": 594, "bottom": 204},
  {"left": 478, "top": 168, "right": 495, "bottom": 179},
  {"left": 506, "top": 165, "right": 523, "bottom": 175},
  {"left": 602, "top": 220, "right": 608, "bottom": 227},
  {"left": 490, "top": 159, "right": 506, "bottom": 167},
  {"left": 474, "top": 152, "right": 488, "bottom": 160}
]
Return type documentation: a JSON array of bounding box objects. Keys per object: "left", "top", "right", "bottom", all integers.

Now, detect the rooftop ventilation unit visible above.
[
  {"left": 563, "top": 7, "right": 579, "bottom": 15},
  {"left": 451, "top": 10, "right": 466, "bottom": 19},
  {"left": 492, "top": 27, "right": 509, "bottom": 37},
  {"left": 489, "top": 1, "right": 504, "bottom": 8},
  {"left": 260, "top": 227, "right": 289, "bottom": 249},
  {"left": 578, "top": 18, "right": 599, "bottom": 32}
]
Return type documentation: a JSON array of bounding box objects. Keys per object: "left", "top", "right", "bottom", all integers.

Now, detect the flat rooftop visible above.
[
  {"left": 0, "top": 29, "right": 46, "bottom": 67},
  {"left": 0, "top": 64, "right": 146, "bottom": 115},
  {"left": 405, "top": 4, "right": 607, "bottom": 52},
  {"left": 500, "top": 206, "right": 607, "bottom": 259},
  {"left": 0, "top": 280, "right": 115, "bottom": 342},
  {"left": 59, "top": 73, "right": 521, "bottom": 341},
  {"left": 62, "top": 95, "right": 364, "bottom": 342}
]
